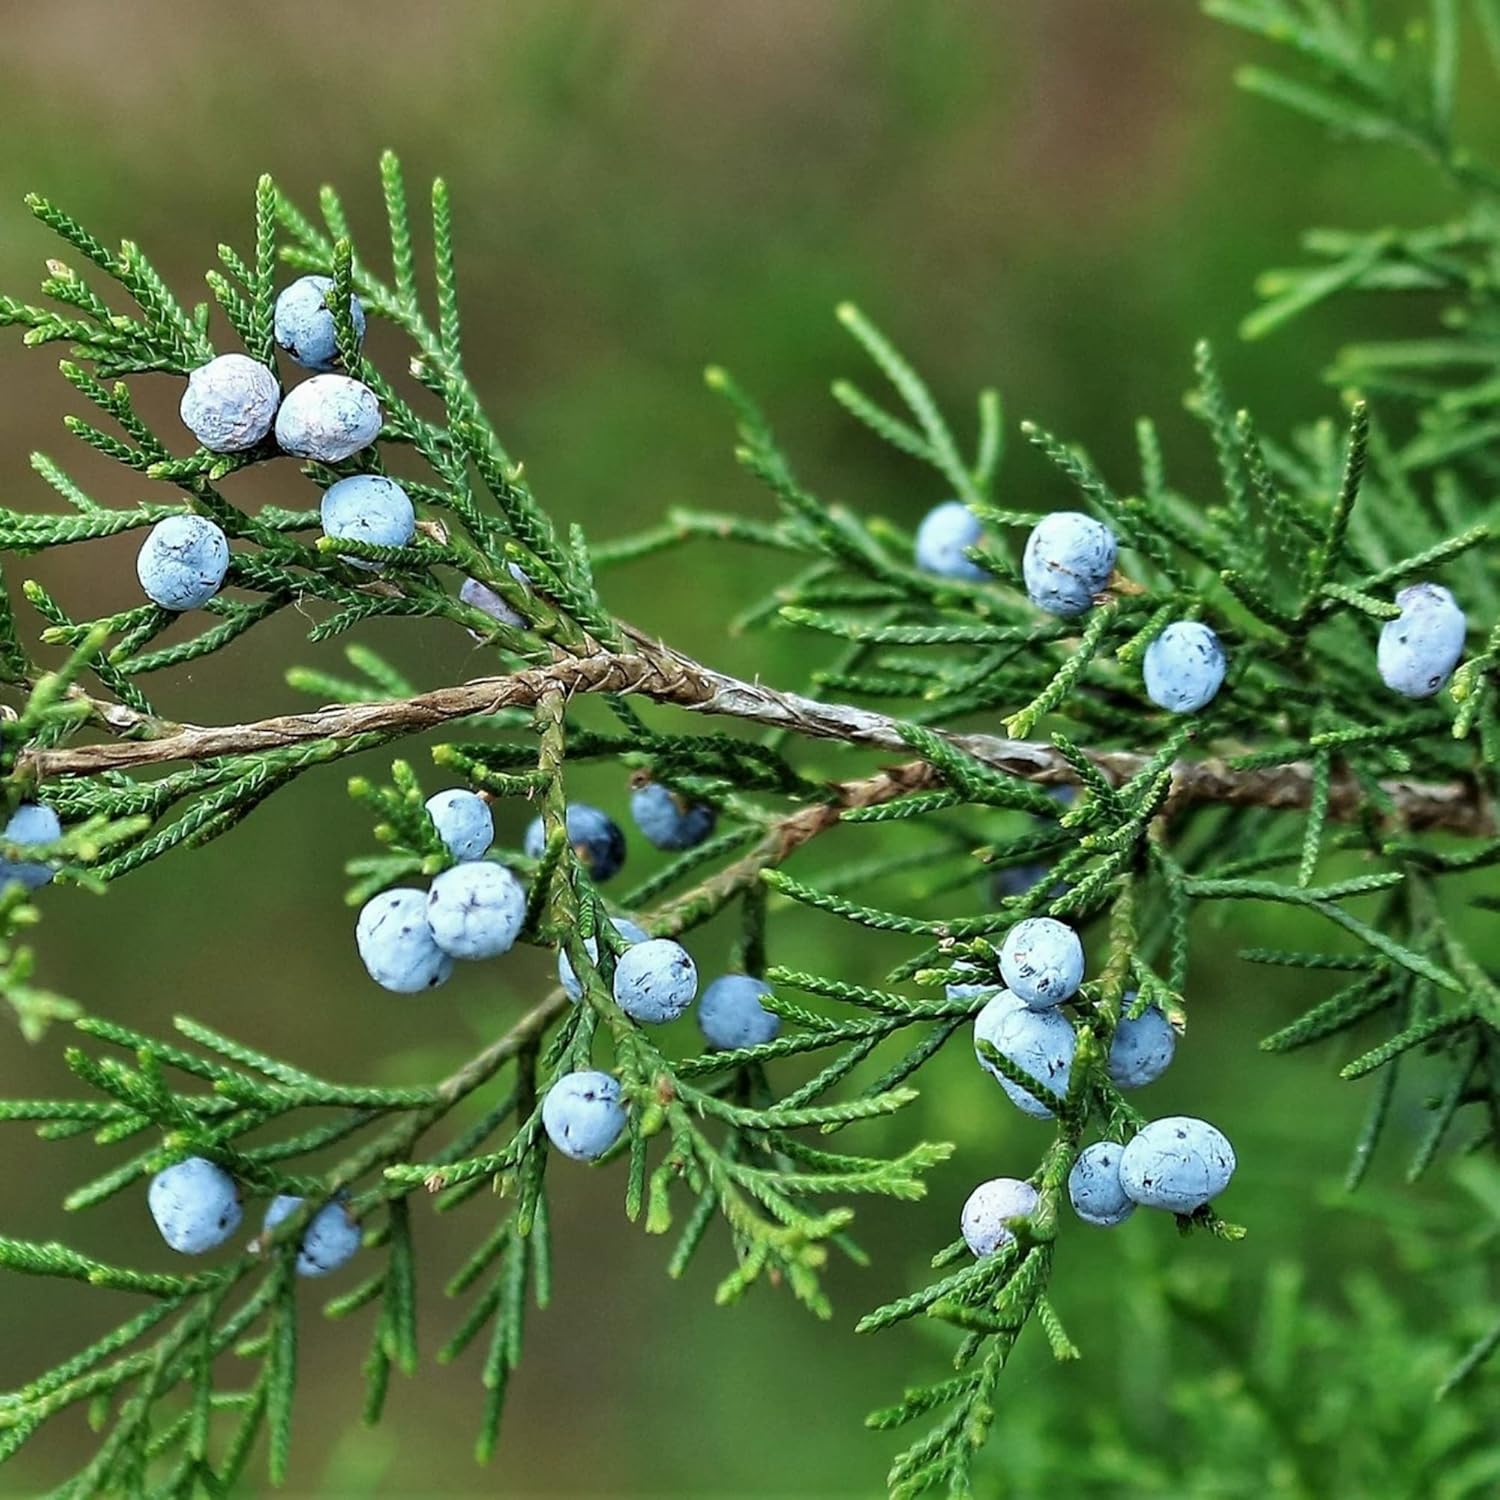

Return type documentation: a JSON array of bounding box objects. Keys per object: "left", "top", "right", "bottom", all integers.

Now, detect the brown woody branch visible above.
[{"left": 23, "top": 637, "right": 1492, "bottom": 837}]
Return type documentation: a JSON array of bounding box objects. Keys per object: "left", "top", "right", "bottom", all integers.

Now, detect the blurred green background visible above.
[{"left": 0, "top": 2, "right": 1494, "bottom": 1496}]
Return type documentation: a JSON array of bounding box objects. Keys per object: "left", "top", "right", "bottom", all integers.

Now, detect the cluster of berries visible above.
[
  {"left": 147, "top": 1155, "right": 360, "bottom": 1275},
  {"left": 355, "top": 788, "right": 525, "bottom": 993},
  {"left": 347, "top": 782, "right": 773, "bottom": 1166},
  {"left": 954, "top": 913, "right": 1236, "bottom": 1257},
  {"left": 135, "top": 277, "right": 414, "bottom": 613},
  {"left": 915, "top": 500, "right": 1476, "bottom": 711},
  {"left": 526, "top": 795, "right": 775, "bottom": 1162},
  {"left": 916, "top": 500, "right": 1227, "bottom": 714},
  {"left": 542, "top": 963, "right": 783, "bottom": 1161}
]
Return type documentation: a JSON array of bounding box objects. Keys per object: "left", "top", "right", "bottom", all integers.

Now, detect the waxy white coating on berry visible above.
[
  {"left": 274, "top": 275, "right": 366, "bottom": 371},
  {"left": 263, "top": 1194, "right": 362, "bottom": 1276},
  {"left": 961, "top": 1177, "right": 1039, "bottom": 1256},
  {"left": 179, "top": 354, "right": 279, "bottom": 453},
  {"left": 1119, "top": 1116, "right": 1236, "bottom": 1214},
  {"left": 148, "top": 1157, "right": 242, "bottom": 1255},
  {"left": 973, "top": 991, "right": 1075, "bottom": 1118},
  {"left": 1143, "top": 620, "right": 1227, "bottom": 714},
  {"left": 698, "top": 975, "right": 780, "bottom": 1050},
  {"left": 137, "top": 515, "right": 231, "bottom": 611},
  {"left": 1068, "top": 1141, "right": 1136, "bottom": 1227},
  {"left": 613, "top": 938, "right": 698, "bottom": 1024},
  {"left": 914, "top": 500, "right": 988, "bottom": 581},
  {"left": 275, "top": 374, "right": 381, "bottom": 461},
  {"left": 1377, "top": 582, "right": 1466, "bottom": 699},
  {"left": 355, "top": 888, "right": 453, "bottom": 994},
  {"left": 999, "top": 917, "right": 1085, "bottom": 1009},
  {"left": 1108, "top": 997, "right": 1177, "bottom": 1090},
  {"left": 542, "top": 1071, "right": 627, "bottom": 1161},
  {"left": 1022, "top": 511, "right": 1117, "bottom": 616},
  {"left": 425, "top": 789, "right": 494, "bottom": 862}
]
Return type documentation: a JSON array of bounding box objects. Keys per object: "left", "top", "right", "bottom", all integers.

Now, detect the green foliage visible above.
[{"left": 0, "top": 5, "right": 1497, "bottom": 1493}]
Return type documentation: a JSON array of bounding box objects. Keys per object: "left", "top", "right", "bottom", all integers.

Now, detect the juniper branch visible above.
[{"left": 29, "top": 640, "right": 1490, "bottom": 835}]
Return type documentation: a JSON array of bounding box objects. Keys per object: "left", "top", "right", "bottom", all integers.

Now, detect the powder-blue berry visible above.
[
  {"left": 179, "top": 353, "right": 279, "bottom": 453},
  {"left": 973, "top": 991, "right": 1075, "bottom": 1118},
  {"left": 136, "top": 515, "right": 231, "bottom": 611},
  {"left": 558, "top": 915, "right": 649, "bottom": 1000},
  {"left": 425, "top": 862, "right": 526, "bottom": 960},
  {"left": 460, "top": 567, "right": 530, "bottom": 630},
  {"left": 273, "top": 275, "right": 366, "bottom": 371},
  {"left": 961, "top": 1177, "right": 1039, "bottom": 1257},
  {"left": 629, "top": 781, "right": 717, "bottom": 851},
  {"left": 355, "top": 888, "right": 453, "bottom": 994},
  {"left": 275, "top": 373, "right": 381, "bottom": 461},
  {"left": 0, "top": 802, "right": 62, "bottom": 891},
  {"left": 999, "top": 917, "right": 1084, "bottom": 1009},
  {"left": 1022, "top": 510, "right": 1117, "bottom": 616},
  {"left": 426, "top": 789, "right": 493, "bottom": 862},
  {"left": 1378, "top": 582, "right": 1466, "bottom": 699},
  {"left": 262, "top": 1194, "right": 362, "bottom": 1277},
  {"left": 1143, "top": 621, "right": 1227, "bottom": 714},
  {"left": 698, "top": 974, "right": 780, "bottom": 1050},
  {"left": 542, "top": 1070, "right": 627, "bottom": 1161},
  {"left": 1108, "top": 995, "right": 1176, "bottom": 1090},
  {"left": 914, "top": 500, "right": 988, "bottom": 582},
  {"left": 523, "top": 803, "right": 626, "bottom": 882},
  {"left": 1067, "top": 1141, "right": 1136, "bottom": 1228},
  {"left": 148, "top": 1157, "right": 242, "bottom": 1255},
  {"left": 1119, "top": 1116, "right": 1236, "bottom": 1214},
  {"left": 613, "top": 937, "right": 697, "bottom": 1023},
  {"left": 320, "top": 474, "right": 415, "bottom": 567}
]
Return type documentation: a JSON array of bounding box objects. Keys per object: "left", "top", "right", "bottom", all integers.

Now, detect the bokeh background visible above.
[{"left": 0, "top": 2, "right": 1493, "bottom": 1496}]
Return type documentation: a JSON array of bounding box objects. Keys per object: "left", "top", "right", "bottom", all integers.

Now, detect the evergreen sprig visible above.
[{"left": 0, "top": 7, "right": 1497, "bottom": 1490}]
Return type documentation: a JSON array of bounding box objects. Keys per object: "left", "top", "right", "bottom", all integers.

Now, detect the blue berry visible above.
[
  {"left": 426, "top": 789, "right": 494, "bottom": 862},
  {"left": 320, "top": 475, "right": 415, "bottom": 567},
  {"left": 148, "top": 1157, "right": 242, "bottom": 1255},
  {"left": 136, "top": 515, "right": 231, "bottom": 611},
  {"left": 973, "top": 991, "right": 1075, "bottom": 1118},
  {"left": 558, "top": 916, "right": 649, "bottom": 1000},
  {"left": 523, "top": 804, "right": 626, "bottom": 883},
  {"left": 914, "top": 500, "right": 988, "bottom": 581},
  {"left": 1378, "top": 582, "right": 1466, "bottom": 699},
  {"left": 1143, "top": 621, "right": 1226, "bottom": 714},
  {"left": 0, "top": 802, "right": 62, "bottom": 891},
  {"left": 460, "top": 569, "right": 529, "bottom": 630},
  {"left": 273, "top": 275, "right": 366, "bottom": 372},
  {"left": 698, "top": 975, "right": 780, "bottom": 1050},
  {"left": 274, "top": 374, "right": 381, "bottom": 462},
  {"left": 960, "top": 1177, "right": 1039, "bottom": 1257},
  {"left": 1022, "top": 511, "right": 1117, "bottom": 616},
  {"left": 1108, "top": 995, "right": 1176, "bottom": 1090},
  {"left": 179, "top": 354, "right": 279, "bottom": 453},
  {"left": 426, "top": 863, "right": 526, "bottom": 960},
  {"left": 999, "top": 917, "right": 1084, "bottom": 1009},
  {"left": 613, "top": 937, "right": 697, "bottom": 1023},
  {"left": 542, "top": 1070, "right": 627, "bottom": 1161},
  {"left": 355, "top": 888, "right": 453, "bottom": 993},
  {"left": 1067, "top": 1141, "right": 1135, "bottom": 1228},
  {"left": 1119, "top": 1116, "right": 1236, "bottom": 1214},
  {"left": 629, "top": 781, "right": 716, "bottom": 851},
  {"left": 262, "top": 1194, "right": 361, "bottom": 1277}
]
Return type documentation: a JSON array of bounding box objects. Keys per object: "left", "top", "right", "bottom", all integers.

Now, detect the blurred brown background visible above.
[{"left": 0, "top": 2, "right": 1476, "bottom": 1495}]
